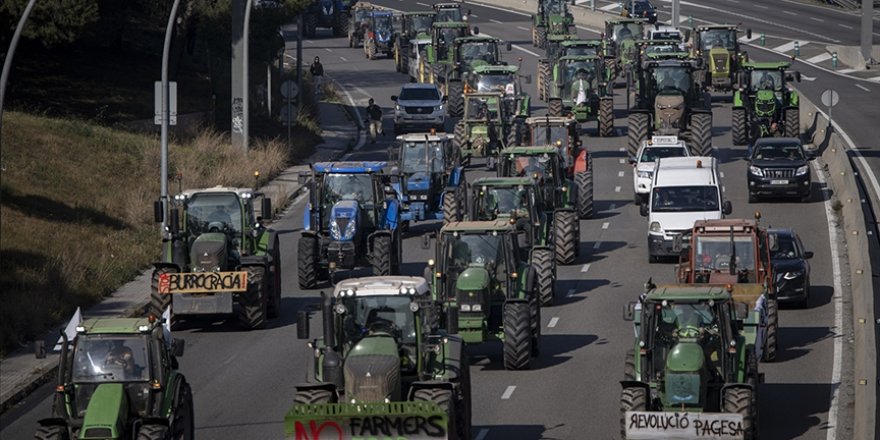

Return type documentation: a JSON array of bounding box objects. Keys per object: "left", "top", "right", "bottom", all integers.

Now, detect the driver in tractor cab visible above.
[
  {"left": 759, "top": 71, "right": 776, "bottom": 90},
  {"left": 208, "top": 204, "right": 233, "bottom": 226},
  {"left": 516, "top": 157, "right": 544, "bottom": 179},
  {"left": 572, "top": 68, "right": 592, "bottom": 106},
  {"left": 104, "top": 340, "right": 136, "bottom": 377},
  {"left": 451, "top": 239, "right": 472, "bottom": 269},
  {"left": 339, "top": 176, "right": 366, "bottom": 201}
]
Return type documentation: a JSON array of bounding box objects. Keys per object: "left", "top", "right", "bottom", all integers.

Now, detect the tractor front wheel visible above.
[
  {"left": 503, "top": 301, "right": 533, "bottom": 370},
  {"left": 297, "top": 236, "right": 319, "bottom": 289},
  {"left": 34, "top": 426, "right": 68, "bottom": 440},
  {"left": 553, "top": 210, "right": 578, "bottom": 265},
  {"left": 623, "top": 349, "right": 636, "bottom": 381},
  {"left": 535, "top": 26, "right": 547, "bottom": 49},
  {"left": 150, "top": 267, "right": 174, "bottom": 321},
  {"left": 294, "top": 388, "right": 334, "bottom": 404},
  {"left": 723, "top": 388, "right": 756, "bottom": 440},
  {"left": 627, "top": 112, "right": 649, "bottom": 158},
  {"left": 690, "top": 112, "right": 713, "bottom": 156},
  {"left": 371, "top": 235, "right": 392, "bottom": 276},
  {"left": 136, "top": 425, "right": 170, "bottom": 440},
  {"left": 413, "top": 388, "right": 461, "bottom": 440},
  {"left": 619, "top": 387, "right": 648, "bottom": 439},
  {"left": 575, "top": 171, "right": 594, "bottom": 219},
  {"left": 599, "top": 98, "right": 614, "bottom": 137},
  {"left": 532, "top": 248, "right": 555, "bottom": 306},
  {"left": 785, "top": 107, "right": 799, "bottom": 138},
  {"left": 442, "top": 191, "right": 461, "bottom": 224},
  {"left": 764, "top": 299, "right": 779, "bottom": 362},
  {"left": 732, "top": 107, "right": 747, "bottom": 145},
  {"left": 448, "top": 82, "right": 464, "bottom": 117},
  {"left": 239, "top": 266, "right": 267, "bottom": 330},
  {"left": 538, "top": 62, "right": 550, "bottom": 102}
]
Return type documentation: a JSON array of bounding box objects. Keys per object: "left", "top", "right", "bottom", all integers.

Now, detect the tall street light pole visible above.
[
  {"left": 243, "top": 0, "right": 253, "bottom": 152},
  {"left": 0, "top": 0, "right": 38, "bottom": 148},
  {"left": 160, "top": 0, "right": 182, "bottom": 232}
]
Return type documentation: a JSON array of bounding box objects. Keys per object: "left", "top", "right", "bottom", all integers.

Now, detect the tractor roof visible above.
[
  {"left": 465, "top": 91, "right": 505, "bottom": 99},
  {"left": 441, "top": 219, "right": 515, "bottom": 232},
  {"left": 473, "top": 64, "right": 518, "bottom": 74},
  {"left": 645, "top": 284, "right": 732, "bottom": 302},
  {"left": 396, "top": 133, "right": 452, "bottom": 142},
  {"left": 404, "top": 10, "right": 434, "bottom": 16},
  {"left": 352, "top": 1, "right": 376, "bottom": 9},
  {"left": 313, "top": 162, "right": 387, "bottom": 173},
  {"left": 77, "top": 317, "right": 156, "bottom": 335},
  {"left": 471, "top": 176, "right": 536, "bottom": 187},
  {"left": 525, "top": 115, "right": 576, "bottom": 126},
  {"left": 433, "top": 21, "right": 468, "bottom": 29},
  {"left": 434, "top": 2, "right": 461, "bottom": 9},
  {"left": 334, "top": 276, "right": 429, "bottom": 297},
  {"left": 742, "top": 61, "right": 791, "bottom": 70},
  {"left": 180, "top": 186, "right": 255, "bottom": 199},
  {"left": 457, "top": 35, "right": 500, "bottom": 44},
  {"left": 646, "top": 58, "right": 698, "bottom": 69},
  {"left": 692, "top": 218, "right": 761, "bottom": 233},
  {"left": 559, "top": 54, "right": 601, "bottom": 62},
  {"left": 562, "top": 39, "right": 602, "bottom": 47},
  {"left": 502, "top": 145, "right": 560, "bottom": 156},
  {"left": 370, "top": 10, "right": 393, "bottom": 17},
  {"left": 696, "top": 24, "right": 739, "bottom": 31}
]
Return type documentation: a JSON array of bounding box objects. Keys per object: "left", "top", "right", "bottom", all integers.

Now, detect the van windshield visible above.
[{"left": 651, "top": 186, "right": 719, "bottom": 213}]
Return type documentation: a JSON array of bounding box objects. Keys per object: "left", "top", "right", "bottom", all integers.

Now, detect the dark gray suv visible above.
[{"left": 746, "top": 137, "right": 814, "bottom": 202}]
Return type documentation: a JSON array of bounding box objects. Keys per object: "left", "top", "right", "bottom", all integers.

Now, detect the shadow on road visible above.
[{"left": 758, "top": 382, "right": 831, "bottom": 439}]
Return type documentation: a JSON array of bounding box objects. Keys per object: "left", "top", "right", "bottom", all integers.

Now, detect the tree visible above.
[{"left": 0, "top": 0, "right": 100, "bottom": 47}]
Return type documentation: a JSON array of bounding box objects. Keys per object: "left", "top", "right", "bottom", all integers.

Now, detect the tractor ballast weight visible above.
[
  {"left": 731, "top": 61, "right": 800, "bottom": 145},
  {"left": 454, "top": 92, "right": 520, "bottom": 170},
  {"left": 303, "top": 0, "right": 350, "bottom": 38},
  {"left": 546, "top": 54, "right": 614, "bottom": 135},
  {"left": 290, "top": 276, "right": 472, "bottom": 440},
  {"left": 393, "top": 11, "right": 435, "bottom": 73},
  {"left": 34, "top": 315, "right": 193, "bottom": 440},
  {"left": 388, "top": 133, "right": 467, "bottom": 226},
  {"left": 692, "top": 25, "right": 751, "bottom": 94},
  {"left": 151, "top": 186, "right": 280, "bottom": 330},
  {"left": 531, "top": 0, "right": 575, "bottom": 49},
  {"left": 364, "top": 10, "right": 395, "bottom": 60},
  {"left": 347, "top": 2, "right": 378, "bottom": 48},
  {"left": 297, "top": 162, "right": 403, "bottom": 288},
  {"left": 426, "top": 221, "right": 542, "bottom": 370}
]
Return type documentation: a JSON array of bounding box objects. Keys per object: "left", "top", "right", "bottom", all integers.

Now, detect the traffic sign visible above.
[
  {"left": 154, "top": 81, "right": 177, "bottom": 125},
  {"left": 280, "top": 103, "right": 298, "bottom": 126},
  {"left": 821, "top": 89, "right": 839, "bottom": 108},
  {"left": 280, "top": 80, "right": 299, "bottom": 99}
]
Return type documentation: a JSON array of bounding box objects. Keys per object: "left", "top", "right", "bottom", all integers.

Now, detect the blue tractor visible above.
[
  {"left": 297, "top": 162, "right": 402, "bottom": 288},
  {"left": 303, "top": 0, "right": 350, "bottom": 38},
  {"left": 388, "top": 133, "right": 467, "bottom": 228}
]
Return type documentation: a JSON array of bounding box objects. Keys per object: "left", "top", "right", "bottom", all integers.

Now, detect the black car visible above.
[
  {"left": 770, "top": 228, "right": 813, "bottom": 308},
  {"left": 622, "top": 0, "right": 658, "bottom": 24},
  {"left": 746, "top": 137, "right": 814, "bottom": 202}
]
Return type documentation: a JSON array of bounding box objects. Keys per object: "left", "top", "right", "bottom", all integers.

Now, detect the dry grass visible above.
[{"left": 0, "top": 111, "right": 290, "bottom": 355}]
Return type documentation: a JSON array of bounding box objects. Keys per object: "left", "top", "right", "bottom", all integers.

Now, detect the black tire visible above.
[
  {"left": 627, "top": 112, "right": 649, "bottom": 157},
  {"left": 34, "top": 425, "right": 68, "bottom": 440},
  {"left": 623, "top": 349, "right": 636, "bottom": 381},
  {"left": 333, "top": 13, "right": 345, "bottom": 37},
  {"left": 137, "top": 425, "right": 170, "bottom": 440},
  {"left": 173, "top": 382, "right": 195, "bottom": 440},
  {"left": 723, "top": 388, "right": 755, "bottom": 440},
  {"left": 150, "top": 267, "right": 174, "bottom": 320},
  {"left": 503, "top": 301, "right": 533, "bottom": 370},
  {"left": 442, "top": 191, "right": 461, "bottom": 225},
  {"left": 448, "top": 82, "right": 464, "bottom": 117},
  {"left": 732, "top": 107, "right": 747, "bottom": 145},
  {"left": 548, "top": 98, "right": 563, "bottom": 117},
  {"left": 599, "top": 98, "right": 614, "bottom": 137},
  {"left": 764, "top": 299, "right": 778, "bottom": 362},
  {"left": 538, "top": 61, "right": 550, "bottom": 102},
  {"left": 785, "top": 107, "right": 799, "bottom": 138},
  {"left": 505, "top": 124, "right": 518, "bottom": 148},
  {"left": 575, "top": 171, "right": 594, "bottom": 219},
  {"left": 267, "top": 236, "right": 282, "bottom": 319},
  {"left": 297, "top": 235, "right": 318, "bottom": 289},
  {"left": 535, "top": 26, "right": 546, "bottom": 49},
  {"left": 532, "top": 249, "right": 555, "bottom": 306},
  {"left": 619, "top": 387, "right": 648, "bottom": 439},
  {"left": 531, "top": 24, "right": 538, "bottom": 47},
  {"left": 371, "top": 234, "right": 392, "bottom": 276},
  {"left": 690, "top": 112, "right": 713, "bottom": 156},
  {"left": 348, "top": 30, "right": 354, "bottom": 48},
  {"left": 401, "top": 48, "right": 410, "bottom": 77},
  {"left": 366, "top": 41, "right": 376, "bottom": 60},
  {"left": 413, "top": 388, "right": 460, "bottom": 440},
  {"left": 453, "top": 120, "right": 467, "bottom": 154},
  {"left": 294, "top": 388, "right": 334, "bottom": 404},
  {"left": 553, "top": 210, "right": 578, "bottom": 265},
  {"left": 239, "top": 266, "right": 267, "bottom": 330}
]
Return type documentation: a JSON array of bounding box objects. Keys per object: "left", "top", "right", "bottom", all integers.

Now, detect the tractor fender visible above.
[
  {"left": 152, "top": 262, "right": 182, "bottom": 273},
  {"left": 383, "top": 199, "right": 401, "bottom": 231},
  {"left": 619, "top": 380, "right": 651, "bottom": 392},
  {"left": 295, "top": 382, "right": 340, "bottom": 399},
  {"left": 788, "top": 91, "right": 799, "bottom": 106},
  {"left": 733, "top": 90, "right": 744, "bottom": 107},
  {"left": 573, "top": 149, "right": 589, "bottom": 174},
  {"left": 302, "top": 202, "right": 313, "bottom": 231},
  {"left": 629, "top": 107, "right": 651, "bottom": 116},
  {"left": 255, "top": 229, "right": 278, "bottom": 258},
  {"left": 512, "top": 266, "right": 537, "bottom": 300},
  {"left": 37, "top": 418, "right": 67, "bottom": 428},
  {"left": 446, "top": 166, "right": 465, "bottom": 189},
  {"left": 300, "top": 229, "right": 320, "bottom": 240}
]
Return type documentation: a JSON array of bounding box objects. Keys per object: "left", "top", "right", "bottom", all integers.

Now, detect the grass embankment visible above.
[{"left": 0, "top": 112, "right": 291, "bottom": 355}]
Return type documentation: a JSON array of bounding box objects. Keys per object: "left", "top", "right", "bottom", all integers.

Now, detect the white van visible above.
[
  {"left": 631, "top": 135, "right": 690, "bottom": 205},
  {"left": 640, "top": 156, "right": 731, "bottom": 262}
]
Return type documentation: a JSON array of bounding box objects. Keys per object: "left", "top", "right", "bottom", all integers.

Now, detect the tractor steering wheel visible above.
[{"left": 676, "top": 325, "right": 702, "bottom": 339}]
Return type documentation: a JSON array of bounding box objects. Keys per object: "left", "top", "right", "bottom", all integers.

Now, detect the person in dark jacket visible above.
[
  {"left": 310, "top": 56, "right": 324, "bottom": 95},
  {"left": 365, "top": 98, "right": 384, "bottom": 143}
]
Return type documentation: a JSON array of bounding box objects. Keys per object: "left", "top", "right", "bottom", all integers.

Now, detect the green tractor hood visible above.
[
  {"left": 708, "top": 46, "right": 731, "bottom": 76},
  {"left": 666, "top": 341, "right": 705, "bottom": 372},
  {"left": 456, "top": 266, "right": 491, "bottom": 291},
  {"left": 79, "top": 383, "right": 127, "bottom": 439},
  {"left": 345, "top": 335, "right": 402, "bottom": 402},
  {"left": 662, "top": 341, "right": 706, "bottom": 408}
]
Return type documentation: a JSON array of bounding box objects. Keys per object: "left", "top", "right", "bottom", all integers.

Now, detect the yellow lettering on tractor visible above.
[{"left": 158, "top": 271, "right": 248, "bottom": 295}]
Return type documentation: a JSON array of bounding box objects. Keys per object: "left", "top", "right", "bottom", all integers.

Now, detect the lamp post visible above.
[
  {"left": 0, "top": 0, "right": 38, "bottom": 148},
  {"left": 159, "top": 0, "right": 183, "bottom": 232}
]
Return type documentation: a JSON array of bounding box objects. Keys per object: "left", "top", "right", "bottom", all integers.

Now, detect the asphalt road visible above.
[{"left": 0, "top": 3, "right": 856, "bottom": 439}]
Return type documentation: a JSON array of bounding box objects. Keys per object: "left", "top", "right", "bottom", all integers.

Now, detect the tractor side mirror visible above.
[
  {"left": 172, "top": 338, "right": 185, "bottom": 357},
  {"left": 391, "top": 95, "right": 399, "bottom": 102},
  {"left": 446, "top": 306, "right": 459, "bottom": 334},
  {"left": 746, "top": 28, "right": 752, "bottom": 40},
  {"left": 722, "top": 200, "right": 733, "bottom": 216},
  {"left": 169, "top": 207, "right": 180, "bottom": 236},
  {"left": 297, "top": 310, "right": 311, "bottom": 339},
  {"left": 261, "top": 197, "right": 273, "bottom": 221},
  {"left": 804, "top": 251, "right": 814, "bottom": 259},
  {"left": 506, "top": 42, "right": 513, "bottom": 51},
  {"left": 35, "top": 340, "right": 46, "bottom": 359},
  {"left": 623, "top": 302, "right": 636, "bottom": 321},
  {"left": 639, "top": 203, "right": 649, "bottom": 217},
  {"left": 153, "top": 200, "right": 164, "bottom": 223},
  {"left": 524, "top": 74, "right": 532, "bottom": 85}
]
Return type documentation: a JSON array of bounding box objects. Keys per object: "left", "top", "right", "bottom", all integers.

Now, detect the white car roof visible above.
[{"left": 654, "top": 156, "right": 718, "bottom": 186}]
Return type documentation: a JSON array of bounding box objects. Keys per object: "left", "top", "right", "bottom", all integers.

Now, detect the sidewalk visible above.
[{"left": 0, "top": 98, "right": 360, "bottom": 414}]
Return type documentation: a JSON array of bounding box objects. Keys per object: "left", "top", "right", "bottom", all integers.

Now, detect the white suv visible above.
[
  {"left": 391, "top": 83, "right": 446, "bottom": 134},
  {"left": 631, "top": 135, "right": 690, "bottom": 205}
]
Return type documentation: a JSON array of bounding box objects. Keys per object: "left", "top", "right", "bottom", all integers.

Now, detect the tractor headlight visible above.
[
  {"left": 471, "top": 304, "right": 482, "bottom": 312},
  {"left": 460, "top": 304, "right": 471, "bottom": 312},
  {"left": 749, "top": 166, "right": 764, "bottom": 177},
  {"left": 796, "top": 165, "right": 809, "bottom": 176}
]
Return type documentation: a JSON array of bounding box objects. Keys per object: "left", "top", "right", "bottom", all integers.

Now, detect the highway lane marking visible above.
[
  {"left": 600, "top": 3, "right": 619, "bottom": 11},
  {"left": 836, "top": 68, "right": 857, "bottom": 74},
  {"left": 581, "top": 263, "right": 591, "bottom": 273},
  {"left": 855, "top": 83, "right": 871, "bottom": 92},
  {"left": 838, "top": 23, "right": 853, "bottom": 30},
  {"left": 490, "top": 19, "right": 503, "bottom": 24},
  {"left": 602, "top": 222, "right": 610, "bottom": 230},
  {"left": 306, "top": 40, "right": 314, "bottom": 44},
  {"left": 339, "top": 56, "right": 348, "bottom": 62},
  {"left": 575, "top": 25, "right": 603, "bottom": 35},
  {"left": 517, "top": 26, "right": 530, "bottom": 31},
  {"left": 722, "top": 185, "right": 726, "bottom": 193},
  {"left": 618, "top": 171, "right": 625, "bottom": 177},
  {"left": 593, "top": 241, "right": 601, "bottom": 250},
  {"left": 806, "top": 53, "right": 832, "bottom": 64},
  {"left": 868, "top": 76, "right": 880, "bottom": 83},
  {"left": 618, "top": 147, "right": 625, "bottom": 152},
  {"left": 501, "top": 386, "right": 516, "bottom": 399},
  {"left": 416, "top": 2, "right": 430, "bottom": 6},
  {"left": 754, "top": 4, "right": 769, "bottom": 8},
  {"left": 548, "top": 317, "right": 559, "bottom": 328},
  {"left": 783, "top": 10, "right": 798, "bottom": 16},
  {"left": 222, "top": 354, "right": 239, "bottom": 365},
  {"left": 614, "top": 186, "right": 621, "bottom": 192},
  {"left": 772, "top": 40, "right": 809, "bottom": 53},
  {"left": 470, "top": 14, "right": 478, "bottom": 18},
  {"left": 465, "top": 0, "right": 531, "bottom": 17},
  {"left": 325, "top": 48, "right": 332, "bottom": 52},
  {"left": 513, "top": 44, "right": 542, "bottom": 58},
  {"left": 619, "top": 158, "right": 626, "bottom": 164},
  {"left": 475, "top": 429, "right": 489, "bottom": 440},
  {"left": 810, "top": 17, "right": 825, "bottom": 22},
  {"left": 720, "top": 171, "right": 725, "bottom": 178}
]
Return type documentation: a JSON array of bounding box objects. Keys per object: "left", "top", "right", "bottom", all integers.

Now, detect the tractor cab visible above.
[
  {"left": 455, "top": 36, "right": 504, "bottom": 71},
  {"left": 463, "top": 92, "right": 504, "bottom": 122},
  {"left": 467, "top": 64, "right": 531, "bottom": 120},
  {"left": 692, "top": 25, "right": 749, "bottom": 92},
  {"left": 560, "top": 39, "right": 603, "bottom": 57},
  {"left": 525, "top": 116, "right": 582, "bottom": 174},
  {"left": 434, "top": 2, "right": 466, "bottom": 22},
  {"left": 402, "top": 11, "right": 435, "bottom": 39},
  {"left": 555, "top": 55, "right": 604, "bottom": 105},
  {"left": 389, "top": 133, "right": 463, "bottom": 225},
  {"left": 675, "top": 218, "right": 775, "bottom": 288},
  {"left": 604, "top": 19, "right": 645, "bottom": 57},
  {"left": 640, "top": 59, "right": 702, "bottom": 132},
  {"left": 429, "top": 22, "right": 470, "bottom": 63},
  {"left": 470, "top": 177, "right": 540, "bottom": 223},
  {"left": 537, "top": 0, "right": 574, "bottom": 34},
  {"left": 498, "top": 146, "right": 567, "bottom": 207}
]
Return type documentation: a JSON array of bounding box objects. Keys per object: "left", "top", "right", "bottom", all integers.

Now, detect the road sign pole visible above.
[
  {"left": 0, "top": 0, "right": 37, "bottom": 149},
  {"left": 671, "top": 0, "right": 680, "bottom": 28},
  {"left": 862, "top": 0, "right": 874, "bottom": 66},
  {"left": 160, "top": 0, "right": 182, "bottom": 233},
  {"left": 297, "top": 14, "right": 304, "bottom": 113}
]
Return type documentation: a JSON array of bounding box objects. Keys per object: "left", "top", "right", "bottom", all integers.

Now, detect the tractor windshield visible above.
[
  {"left": 531, "top": 125, "right": 568, "bottom": 147},
  {"left": 474, "top": 186, "right": 529, "bottom": 219},
  {"left": 700, "top": 29, "right": 735, "bottom": 50},
  {"left": 355, "top": 8, "right": 372, "bottom": 22},
  {"left": 186, "top": 193, "right": 242, "bottom": 236},
  {"left": 460, "top": 42, "right": 498, "bottom": 65},
  {"left": 72, "top": 335, "right": 150, "bottom": 383},
  {"left": 652, "top": 66, "right": 690, "bottom": 93},
  {"left": 342, "top": 295, "right": 417, "bottom": 346},
  {"left": 373, "top": 15, "right": 393, "bottom": 37},
  {"left": 447, "top": 233, "right": 503, "bottom": 269},
  {"left": 401, "top": 141, "right": 445, "bottom": 174},
  {"left": 435, "top": 8, "right": 462, "bottom": 22},
  {"left": 749, "top": 70, "right": 783, "bottom": 92},
  {"left": 651, "top": 185, "right": 720, "bottom": 213},
  {"left": 562, "top": 61, "right": 598, "bottom": 101},
  {"left": 322, "top": 173, "right": 374, "bottom": 206},
  {"left": 477, "top": 73, "right": 516, "bottom": 95},
  {"left": 465, "top": 96, "right": 500, "bottom": 120},
  {"left": 543, "top": 0, "right": 566, "bottom": 15},
  {"left": 640, "top": 146, "right": 687, "bottom": 162},
  {"left": 613, "top": 23, "right": 640, "bottom": 42},
  {"left": 694, "top": 235, "right": 756, "bottom": 272},
  {"left": 409, "top": 14, "right": 434, "bottom": 33},
  {"left": 436, "top": 28, "right": 463, "bottom": 59},
  {"left": 513, "top": 155, "right": 554, "bottom": 180},
  {"left": 655, "top": 301, "right": 720, "bottom": 340},
  {"left": 651, "top": 31, "right": 681, "bottom": 41}
]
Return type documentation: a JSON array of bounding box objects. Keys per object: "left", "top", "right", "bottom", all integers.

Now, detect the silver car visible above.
[{"left": 391, "top": 83, "right": 446, "bottom": 134}]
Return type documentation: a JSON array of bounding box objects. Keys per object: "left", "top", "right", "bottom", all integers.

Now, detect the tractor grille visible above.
[
  {"left": 763, "top": 168, "right": 795, "bottom": 178},
  {"left": 756, "top": 101, "right": 775, "bottom": 116},
  {"left": 83, "top": 428, "right": 113, "bottom": 438},
  {"left": 405, "top": 106, "right": 434, "bottom": 114},
  {"left": 191, "top": 240, "right": 226, "bottom": 271},
  {"left": 344, "top": 354, "right": 400, "bottom": 402},
  {"left": 335, "top": 217, "right": 351, "bottom": 234},
  {"left": 712, "top": 54, "right": 728, "bottom": 72}
]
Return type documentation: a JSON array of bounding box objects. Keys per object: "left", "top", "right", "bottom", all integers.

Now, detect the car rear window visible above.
[{"left": 400, "top": 88, "right": 440, "bottom": 101}]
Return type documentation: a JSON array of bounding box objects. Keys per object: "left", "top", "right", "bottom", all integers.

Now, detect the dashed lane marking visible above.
[
  {"left": 501, "top": 386, "right": 516, "bottom": 400},
  {"left": 517, "top": 26, "right": 530, "bottom": 31},
  {"left": 593, "top": 241, "right": 602, "bottom": 250},
  {"left": 602, "top": 222, "right": 610, "bottom": 230},
  {"left": 855, "top": 83, "right": 871, "bottom": 92},
  {"left": 618, "top": 171, "right": 625, "bottom": 177},
  {"left": 548, "top": 317, "right": 559, "bottom": 328},
  {"left": 619, "top": 158, "right": 626, "bottom": 164},
  {"left": 838, "top": 23, "right": 853, "bottom": 29},
  {"left": 783, "top": 10, "right": 797, "bottom": 16},
  {"left": 513, "top": 44, "right": 541, "bottom": 57},
  {"left": 475, "top": 429, "right": 489, "bottom": 440},
  {"left": 615, "top": 186, "right": 621, "bottom": 192},
  {"left": 810, "top": 17, "right": 824, "bottom": 22},
  {"left": 806, "top": 53, "right": 832, "bottom": 64},
  {"left": 339, "top": 56, "right": 347, "bottom": 62},
  {"left": 581, "top": 264, "right": 591, "bottom": 273},
  {"left": 490, "top": 18, "right": 503, "bottom": 24}
]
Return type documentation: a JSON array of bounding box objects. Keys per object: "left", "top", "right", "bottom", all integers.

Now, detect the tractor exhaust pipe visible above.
[{"left": 320, "top": 291, "right": 343, "bottom": 389}]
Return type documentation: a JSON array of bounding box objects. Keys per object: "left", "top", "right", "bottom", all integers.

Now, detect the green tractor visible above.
[
  {"left": 546, "top": 54, "right": 615, "bottom": 136},
  {"left": 465, "top": 63, "right": 532, "bottom": 121},
  {"left": 602, "top": 18, "right": 646, "bottom": 84},
  {"left": 453, "top": 92, "right": 521, "bottom": 170},
  {"left": 424, "top": 220, "right": 541, "bottom": 370},
  {"left": 428, "top": 30, "right": 510, "bottom": 117},
  {"left": 421, "top": 21, "right": 471, "bottom": 115},
  {"left": 34, "top": 315, "right": 193, "bottom": 440},
  {"left": 731, "top": 61, "right": 801, "bottom": 145},
  {"left": 393, "top": 10, "right": 435, "bottom": 73},
  {"left": 692, "top": 25, "right": 751, "bottom": 94},
  {"left": 469, "top": 177, "right": 557, "bottom": 306},
  {"left": 291, "top": 276, "right": 471, "bottom": 440},
  {"left": 537, "top": 37, "right": 603, "bottom": 102},
  {"left": 150, "top": 186, "right": 280, "bottom": 330},
  {"left": 530, "top": 0, "right": 576, "bottom": 49},
  {"left": 620, "top": 284, "right": 762, "bottom": 439},
  {"left": 497, "top": 145, "right": 584, "bottom": 264},
  {"left": 627, "top": 58, "right": 713, "bottom": 157}
]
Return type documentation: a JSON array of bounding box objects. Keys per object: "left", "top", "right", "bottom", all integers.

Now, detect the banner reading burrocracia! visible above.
[{"left": 158, "top": 271, "right": 248, "bottom": 294}]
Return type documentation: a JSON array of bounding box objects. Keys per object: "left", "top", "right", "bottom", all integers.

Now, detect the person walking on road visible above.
[
  {"left": 310, "top": 56, "right": 324, "bottom": 97},
  {"left": 365, "top": 98, "right": 384, "bottom": 143}
]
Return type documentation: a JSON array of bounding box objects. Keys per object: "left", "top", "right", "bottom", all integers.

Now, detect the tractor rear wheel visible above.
[
  {"left": 136, "top": 425, "right": 170, "bottom": 440},
  {"left": 297, "top": 236, "right": 318, "bottom": 289},
  {"left": 366, "top": 41, "right": 377, "bottom": 59},
  {"left": 150, "top": 267, "right": 174, "bottom": 321},
  {"left": 535, "top": 26, "right": 547, "bottom": 49},
  {"left": 503, "top": 301, "right": 533, "bottom": 370},
  {"left": 532, "top": 248, "right": 554, "bottom": 306},
  {"left": 448, "top": 82, "right": 464, "bottom": 117},
  {"left": 785, "top": 107, "right": 799, "bottom": 138},
  {"left": 723, "top": 388, "right": 756, "bottom": 440},
  {"left": 538, "top": 62, "right": 550, "bottom": 102},
  {"left": 294, "top": 388, "right": 334, "bottom": 404},
  {"left": 371, "top": 235, "right": 392, "bottom": 276},
  {"left": 764, "top": 299, "right": 778, "bottom": 362},
  {"left": 623, "top": 349, "right": 636, "bottom": 381},
  {"left": 453, "top": 121, "right": 468, "bottom": 164},
  {"left": 34, "top": 426, "right": 68, "bottom": 440},
  {"left": 413, "top": 388, "right": 460, "bottom": 440},
  {"left": 627, "top": 112, "right": 649, "bottom": 157},
  {"left": 442, "top": 191, "right": 461, "bottom": 224},
  {"left": 239, "top": 266, "right": 267, "bottom": 330},
  {"left": 553, "top": 210, "right": 578, "bottom": 265},
  {"left": 267, "top": 236, "right": 282, "bottom": 319},
  {"left": 173, "top": 382, "right": 195, "bottom": 440},
  {"left": 599, "top": 98, "right": 614, "bottom": 137},
  {"left": 401, "top": 48, "right": 411, "bottom": 78},
  {"left": 619, "top": 387, "right": 648, "bottom": 439},
  {"left": 575, "top": 171, "right": 594, "bottom": 219},
  {"left": 690, "top": 112, "right": 713, "bottom": 156},
  {"left": 548, "top": 98, "right": 563, "bottom": 117},
  {"left": 732, "top": 107, "right": 747, "bottom": 145}
]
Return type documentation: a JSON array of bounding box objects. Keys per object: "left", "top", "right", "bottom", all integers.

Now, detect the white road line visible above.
[
  {"left": 754, "top": 4, "right": 769, "bottom": 8},
  {"left": 618, "top": 171, "right": 625, "bottom": 177},
  {"left": 305, "top": 40, "right": 314, "bottom": 44},
  {"left": 490, "top": 18, "right": 503, "bottom": 24},
  {"left": 581, "top": 263, "right": 591, "bottom": 273},
  {"left": 720, "top": 171, "right": 725, "bottom": 178},
  {"left": 771, "top": 40, "right": 809, "bottom": 53},
  {"left": 600, "top": 3, "right": 619, "bottom": 11},
  {"left": 548, "top": 317, "right": 559, "bottom": 328},
  {"left": 619, "top": 158, "right": 626, "bottom": 164},
  {"left": 469, "top": 13, "right": 478, "bottom": 18},
  {"left": 806, "top": 53, "right": 832, "bottom": 64},
  {"left": 339, "top": 56, "right": 348, "bottom": 62},
  {"left": 416, "top": 1, "right": 430, "bottom": 6},
  {"left": 615, "top": 186, "right": 621, "bottom": 192},
  {"left": 475, "top": 429, "right": 489, "bottom": 440},
  {"left": 783, "top": 10, "right": 797, "bottom": 16},
  {"left": 810, "top": 17, "right": 825, "bottom": 22},
  {"left": 837, "top": 68, "right": 857, "bottom": 74},
  {"left": 867, "top": 76, "right": 880, "bottom": 83},
  {"left": 513, "top": 44, "right": 542, "bottom": 57},
  {"left": 325, "top": 48, "right": 332, "bottom": 52},
  {"left": 722, "top": 185, "right": 726, "bottom": 193},
  {"left": 602, "top": 222, "right": 610, "bottom": 230},
  {"left": 728, "top": 0, "right": 739, "bottom": 3},
  {"left": 855, "top": 83, "right": 871, "bottom": 92},
  {"left": 501, "top": 386, "right": 516, "bottom": 400},
  {"left": 593, "top": 241, "right": 602, "bottom": 250},
  {"left": 517, "top": 26, "right": 530, "bottom": 31},
  {"left": 575, "top": 25, "right": 603, "bottom": 35},
  {"left": 838, "top": 23, "right": 854, "bottom": 29},
  {"left": 465, "top": 0, "right": 531, "bottom": 17},
  {"left": 618, "top": 147, "right": 626, "bottom": 152}
]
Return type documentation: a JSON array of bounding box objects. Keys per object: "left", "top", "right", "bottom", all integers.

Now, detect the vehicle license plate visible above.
[{"left": 770, "top": 179, "right": 788, "bottom": 185}]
